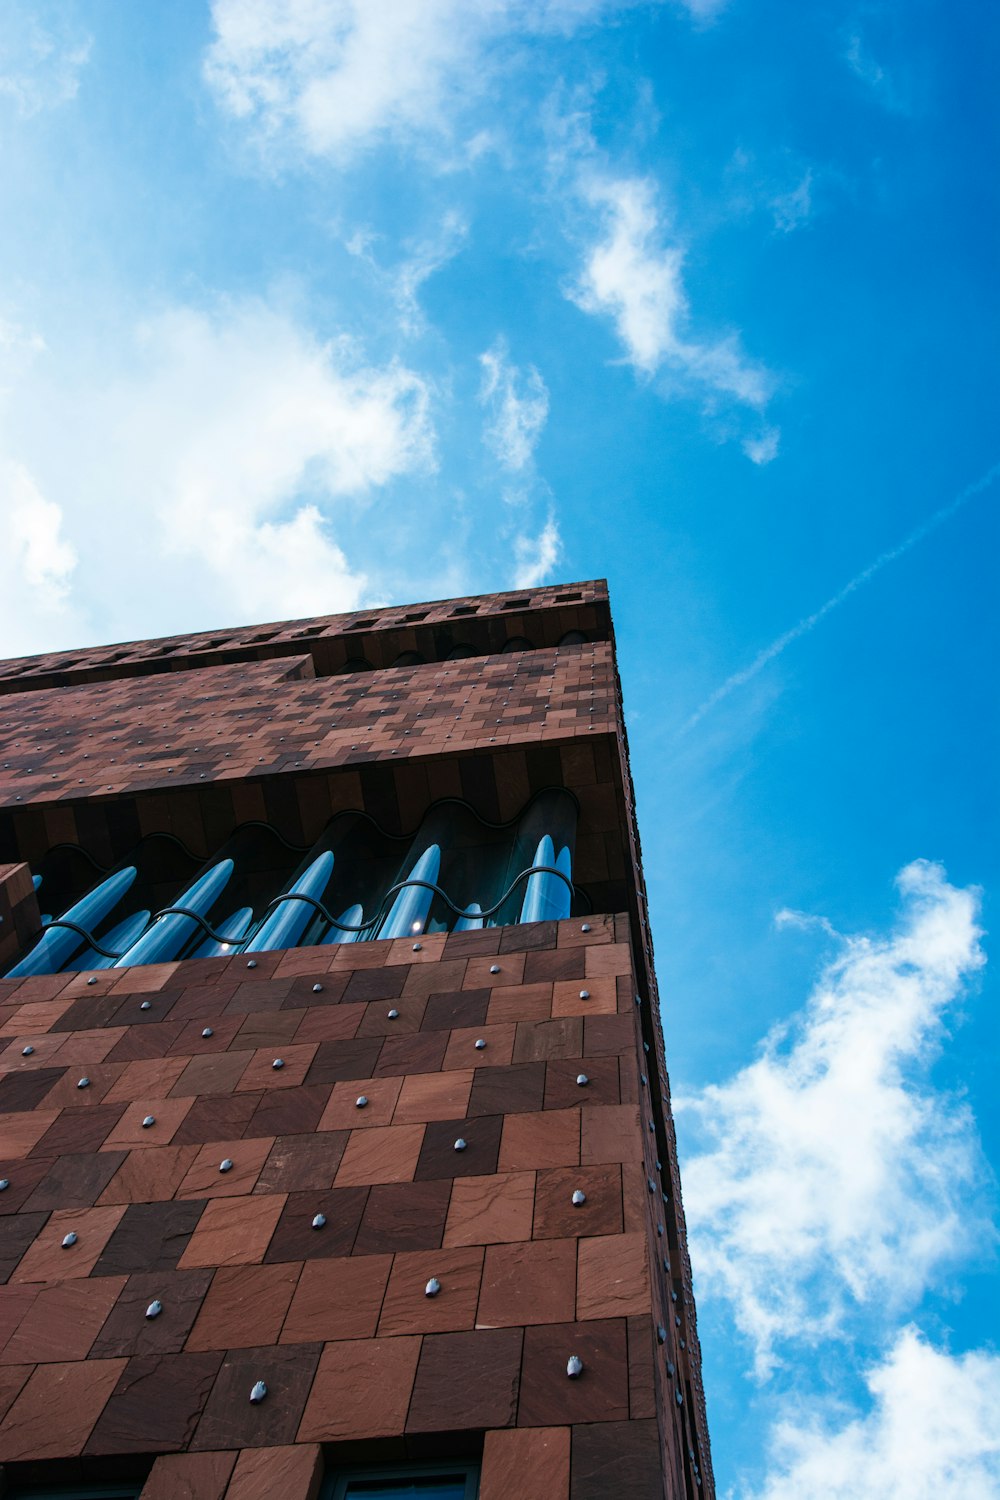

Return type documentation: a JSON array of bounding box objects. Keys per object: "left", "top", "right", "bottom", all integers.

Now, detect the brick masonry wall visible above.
[{"left": 0, "top": 918, "right": 699, "bottom": 1498}]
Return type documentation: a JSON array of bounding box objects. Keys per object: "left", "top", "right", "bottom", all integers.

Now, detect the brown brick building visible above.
[{"left": 0, "top": 581, "right": 713, "bottom": 1499}]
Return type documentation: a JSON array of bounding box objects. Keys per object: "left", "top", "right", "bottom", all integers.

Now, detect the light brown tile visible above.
[
  {"left": 178, "top": 1193, "right": 286, "bottom": 1269},
  {"left": 443, "top": 1172, "right": 534, "bottom": 1248},
  {"left": 318, "top": 1076, "right": 402, "bottom": 1131},
  {"left": 392, "top": 1069, "right": 473, "bottom": 1124},
  {"left": 477, "top": 1239, "right": 576, "bottom": 1328},
  {"left": 280, "top": 1255, "right": 392, "bottom": 1343},
  {"left": 334, "top": 1123, "right": 425, "bottom": 1187},
  {"left": 377, "top": 1245, "right": 484, "bottom": 1336},
  {"left": 297, "top": 1335, "right": 421, "bottom": 1442},
  {"left": 10, "top": 1206, "right": 125, "bottom": 1283},
  {"left": 576, "top": 1233, "right": 650, "bottom": 1319}
]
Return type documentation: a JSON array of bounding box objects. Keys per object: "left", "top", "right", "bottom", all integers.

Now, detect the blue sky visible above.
[{"left": 1, "top": 1, "right": 998, "bottom": 1492}]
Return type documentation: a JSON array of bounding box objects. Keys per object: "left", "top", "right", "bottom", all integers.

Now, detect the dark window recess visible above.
[
  {"left": 339, "top": 657, "right": 375, "bottom": 674},
  {"left": 445, "top": 644, "right": 475, "bottom": 660},
  {"left": 557, "top": 630, "right": 588, "bottom": 646},
  {"left": 292, "top": 624, "right": 329, "bottom": 638},
  {"left": 323, "top": 1461, "right": 479, "bottom": 1500},
  {"left": 450, "top": 605, "right": 478, "bottom": 616},
  {"left": 501, "top": 637, "right": 534, "bottom": 654},
  {"left": 346, "top": 619, "right": 378, "bottom": 632},
  {"left": 555, "top": 591, "right": 583, "bottom": 602},
  {"left": 501, "top": 598, "right": 530, "bottom": 610},
  {"left": 4, "top": 1486, "right": 141, "bottom": 1499},
  {"left": 390, "top": 651, "right": 425, "bottom": 668},
  {"left": 403, "top": 611, "right": 428, "bottom": 622}
]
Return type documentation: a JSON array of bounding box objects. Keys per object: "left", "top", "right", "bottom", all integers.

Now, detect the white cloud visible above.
[
  {"left": 743, "top": 426, "right": 780, "bottom": 465},
  {"left": 1, "top": 299, "right": 435, "bottom": 640},
  {"left": 479, "top": 338, "right": 550, "bottom": 472},
  {"left": 749, "top": 1328, "right": 1000, "bottom": 1500},
  {"left": 0, "top": 461, "right": 80, "bottom": 655},
  {"left": 0, "top": 3, "right": 91, "bottom": 117},
  {"left": 513, "top": 515, "right": 561, "bottom": 588},
  {"left": 571, "top": 173, "right": 776, "bottom": 420},
  {"left": 771, "top": 169, "right": 813, "bottom": 233},
  {"left": 347, "top": 210, "right": 468, "bottom": 337},
  {"left": 678, "top": 859, "right": 992, "bottom": 1376}
]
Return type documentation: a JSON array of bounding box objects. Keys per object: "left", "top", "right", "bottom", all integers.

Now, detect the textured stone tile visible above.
[
  {"left": 478, "top": 1238, "right": 577, "bottom": 1328},
  {"left": 354, "top": 1179, "right": 451, "bottom": 1255},
  {"left": 0, "top": 1153, "right": 53, "bottom": 1216},
  {"left": 0, "top": 1364, "right": 32, "bottom": 1427},
  {"left": 97, "top": 1144, "right": 199, "bottom": 1205},
  {"left": 444, "top": 1171, "right": 534, "bottom": 1248},
  {"left": 512, "top": 1017, "right": 582, "bottom": 1063},
  {"left": 523, "top": 948, "right": 586, "bottom": 984},
  {"left": 518, "top": 1319, "right": 629, "bottom": 1426},
  {"left": 293, "top": 1002, "right": 366, "bottom": 1045},
  {"left": 0, "top": 1108, "right": 59, "bottom": 1157},
  {"left": 392, "top": 1069, "right": 473, "bottom": 1124},
  {"left": 377, "top": 1245, "right": 484, "bottom": 1336},
  {"left": 0, "top": 1066, "right": 62, "bottom": 1112},
  {"left": 101, "top": 1097, "right": 193, "bottom": 1149},
  {"left": 0, "top": 1283, "right": 38, "bottom": 1349},
  {"left": 297, "top": 1334, "right": 421, "bottom": 1442},
  {"left": 247, "top": 1084, "right": 329, "bottom": 1138},
  {"left": 468, "top": 1061, "right": 545, "bottom": 1117},
  {"left": 186, "top": 1262, "right": 301, "bottom": 1351},
  {"left": 236, "top": 1044, "right": 317, "bottom": 1093},
  {"left": 192, "top": 1342, "right": 321, "bottom": 1449},
  {"left": 532, "top": 1164, "right": 623, "bottom": 1241},
  {"left": 255, "top": 1131, "right": 347, "bottom": 1194},
  {"left": 264, "top": 1185, "right": 367, "bottom": 1263},
  {"left": 407, "top": 1327, "right": 522, "bottom": 1432},
  {"left": 1, "top": 1275, "right": 124, "bottom": 1363},
  {"left": 481, "top": 1426, "right": 570, "bottom": 1500},
  {"left": 235, "top": 1010, "right": 305, "bottom": 1050},
  {"left": 357, "top": 995, "right": 428, "bottom": 1038},
  {"left": 466, "top": 953, "right": 525, "bottom": 989},
  {"left": 303, "top": 1037, "right": 383, "bottom": 1086},
  {"left": 280, "top": 1254, "right": 392, "bottom": 1343},
  {"left": 570, "top": 1418, "right": 661, "bottom": 1498},
  {"left": 172, "top": 1093, "right": 261, "bottom": 1146},
  {"left": 91, "top": 1269, "right": 212, "bottom": 1358},
  {"left": 176, "top": 1137, "right": 274, "bottom": 1200},
  {"left": 415, "top": 1114, "right": 503, "bottom": 1181},
  {"left": 580, "top": 1105, "right": 641, "bottom": 1165},
  {"left": 85, "top": 1350, "right": 224, "bottom": 1454},
  {"left": 226, "top": 1442, "right": 323, "bottom": 1500},
  {"left": 103, "top": 1056, "right": 188, "bottom": 1104},
  {"left": 576, "top": 1233, "right": 649, "bottom": 1320},
  {"left": 319, "top": 1074, "right": 402, "bottom": 1131},
  {"left": 170, "top": 1050, "right": 255, "bottom": 1099},
  {"left": 334, "top": 1122, "right": 425, "bottom": 1187},
  {"left": 93, "top": 1199, "right": 206, "bottom": 1277},
  {"left": 178, "top": 1193, "right": 286, "bottom": 1269},
  {"left": 0, "top": 1357, "right": 126, "bottom": 1459},
  {"left": 544, "top": 1058, "right": 620, "bottom": 1111},
  {"left": 583, "top": 943, "right": 633, "bottom": 979},
  {"left": 10, "top": 1205, "right": 125, "bottom": 1283},
  {"left": 583, "top": 1013, "right": 634, "bottom": 1056},
  {"left": 422, "top": 988, "right": 489, "bottom": 1031},
  {"left": 443, "top": 1024, "right": 515, "bottom": 1071},
  {"left": 551, "top": 978, "right": 617, "bottom": 1017},
  {"left": 372, "top": 1030, "right": 447, "bottom": 1077},
  {"left": 486, "top": 983, "right": 553, "bottom": 1025},
  {"left": 498, "top": 1108, "right": 580, "bottom": 1171},
  {"left": 626, "top": 1314, "right": 656, "bottom": 1420},
  {"left": 23, "top": 1149, "right": 127, "bottom": 1211},
  {"left": 139, "top": 1449, "right": 237, "bottom": 1500}
]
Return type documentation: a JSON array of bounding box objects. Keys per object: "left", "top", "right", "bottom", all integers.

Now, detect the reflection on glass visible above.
[
  {"left": 244, "top": 850, "right": 335, "bottom": 952},
  {"left": 190, "top": 905, "right": 255, "bottom": 958},
  {"left": 114, "top": 859, "right": 235, "bottom": 967},
  {"left": 454, "top": 902, "right": 484, "bottom": 931},
  {"left": 7, "top": 866, "right": 138, "bottom": 977},
  {"left": 377, "top": 844, "right": 441, "bottom": 939},
  {"left": 65, "top": 909, "right": 151, "bottom": 971},
  {"left": 518, "top": 835, "right": 573, "bottom": 923}
]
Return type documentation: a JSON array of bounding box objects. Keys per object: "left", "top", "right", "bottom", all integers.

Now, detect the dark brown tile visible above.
[
  {"left": 407, "top": 1327, "right": 522, "bottom": 1432},
  {"left": 372, "top": 1031, "right": 448, "bottom": 1077},
  {"left": 254, "top": 1131, "right": 348, "bottom": 1194},
  {"left": 303, "top": 1037, "right": 383, "bottom": 1086},
  {"left": 246, "top": 1084, "right": 329, "bottom": 1137},
  {"left": 512, "top": 1018, "right": 582, "bottom": 1063},
  {"left": 280, "top": 1256, "right": 392, "bottom": 1343},
  {"left": 0, "top": 1212, "right": 49, "bottom": 1284},
  {"left": 192, "top": 1343, "right": 321, "bottom": 1449},
  {"left": 342, "top": 967, "right": 407, "bottom": 1004},
  {"left": 353, "top": 1179, "right": 452, "bottom": 1255},
  {"left": 171, "top": 1093, "right": 261, "bottom": 1146},
  {"left": 421, "top": 989, "right": 489, "bottom": 1032},
  {"left": 468, "top": 1062, "right": 545, "bottom": 1117},
  {"left": 264, "top": 1186, "right": 368, "bottom": 1262},
  {"left": 570, "top": 1418, "right": 661, "bottom": 1498},
  {"left": 414, "top": 1114, "right": 503, "bottom": 1181},
  {"left": 2, "top": 1275, "right": 125, "bottom": 1362},
  {"left": 91, "top": 1269, "right": 212, "bottom": 1358},
  {"left": 85, "top": 1350, "right": 224, "bottom": 1454},
  {"left": 33, "top": 1104, "right": 124, "bottom": 1156},
  {"left": 0, "top": 1067, "right": 62, "bottom": 1112},
  {"left": 544, "top": 1058, "right": 620, "bottom": 1111},
  {"left": 186, "top": 1262, "right": 300, "bottom": 1351},
  {"left": 533, "top": 1165, "right": 623, "bottom": 1240},
  {"left": 518, "top": 1319, "right": 629, "bottom": 1426},
  {"left": 478, "top": 1239, "right": 577, "bottom": 1327},
  {"left": 93, "top": 1200, "right": 206, "bottom": 1277},
  {"left": 23, "top": 1150, "right": 127, "bottom": 1212}
]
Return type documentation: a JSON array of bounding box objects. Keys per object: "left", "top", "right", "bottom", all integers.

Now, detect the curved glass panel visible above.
[
  {"left": 323, "top": 902, "right": 365, "bottom": 944},
  {"left": 494, "top": 788, "right": 578, "bottom": 926},
  {"left": 243, "top": 850, "right": 335, "bottom": 952},
  {"left": 63, "top": 908, "right": 151, "bottom": 972},
  {"left": 377, "top": 844, "right": 441, "bottom": 939},
  {"left": 7, "top": 866, "right": 139, "bottom": 976},
  {"left": 113, "top": 859, "right": 235, "bottom": 967},
  {"left": 190, "top": 905, "right": 255, "bottom": 958},
  {"left": 454, "top": 902, "right": 484, "bottom": 931}
]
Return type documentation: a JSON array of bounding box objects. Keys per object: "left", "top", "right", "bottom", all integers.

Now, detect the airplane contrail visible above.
[{"left": 680, "top": 459, "right": 1000, "bottom": 735}]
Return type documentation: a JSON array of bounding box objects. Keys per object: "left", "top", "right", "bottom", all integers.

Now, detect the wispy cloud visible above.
[
  {"left": 0, "top": 2, "right": 91, "bottom": 118},
  {"left": 479, "top": 337, "right": 550, "bottom": 474},
  {"left": 678, "top": 859, "right": 991, "bottom": 1376},
  {"left": 748, "top": 1328, "right": 1000, "bottom": 1499},
  {"left": 681, "top": 459, "right": 1000, "bottom": 732},
  {"left": 568, "top": 171, "right": 778, "bottom": 454},
  {"left": 513, "top": 515, "right": 561, "bottom": 588}
]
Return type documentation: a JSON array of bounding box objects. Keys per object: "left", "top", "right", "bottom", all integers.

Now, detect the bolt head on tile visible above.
[
  {"left": 0, "top": 1179, "right": 9, "bottom": 1192},
  {"left": 140, "top": 1000, "right": 151, "bottom": 1010},
  {"left": 355, "top": 1095, "right": 368, "bottom": 1108},
  {"left": 272, "top": 1058, "right": 284, "bottom": 1070},
  {"left": 21, "top": 1045, "right": 33, "bottom": 1056},
  {"left": 657, "top": 1324, "right": 667, "bottom": 1344},
  {"left": 312, "top": 982, "right": 323, "bottom": 993},
  {"left": 311, "top": 1214, "right": 326, "bottom": 1230},
  {"left": 246, "top": 959, "right": 257, "bottom": 968},
  {"left": 142, "top": 1115, "right": 156, "bottom": 1129},
  {"left": 453, "top": 1138, "right": 467, "bottom": 1152},
  {"left": 61, "top": 1231, "right": 78, "bottom": 1248},
  {"left": 249, "top": 1380, "right": 268, "bottom": 1403},
  {"left": 387, "top": 1008, "right": 399, "bottom": 1019},
  {"left": 202, "top": 1027, "right": 214, "bottom": 1038},
  {"left": 581, "top": 922, "right": 591, "bottom": 932},
  {"left": 474, "top": 1038, "right": 487, "bottom": 1050},
  {"left": 77, "top": 1076, "right": 90, "bottom": 1089},
  {"left": 219, "top": 1158, "right": 234, "bottom": 1173},
  {"left": 579, "top": 990, "right": 590, "bottom": 1000},
  {"left": 576, "top": 1073, "right": 589, "bottom": 1087},
  {"left": 572, "top": 1189, "right": 587, "bottom": 1206},
  {"left": 412, "top": 942, "right": 422, "bottom": 951},
  {"left": 566, "top": 1355, "right": 584, "bottom": 1378},
  {"left": 424, "top": 1277, "right": 441, "bottom": 1298},
  {"left": 489, "top": 964, "right": 500, "bottom": 974},
  {"left": 86, "top": 976, "right": 98, "bottom": 986},
  {"left": 676, "top": 1390, "right": 684, "bottom": 1406},
  {"left": 146, "top": 1300, "right": 163, "bottom": 1320}
]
